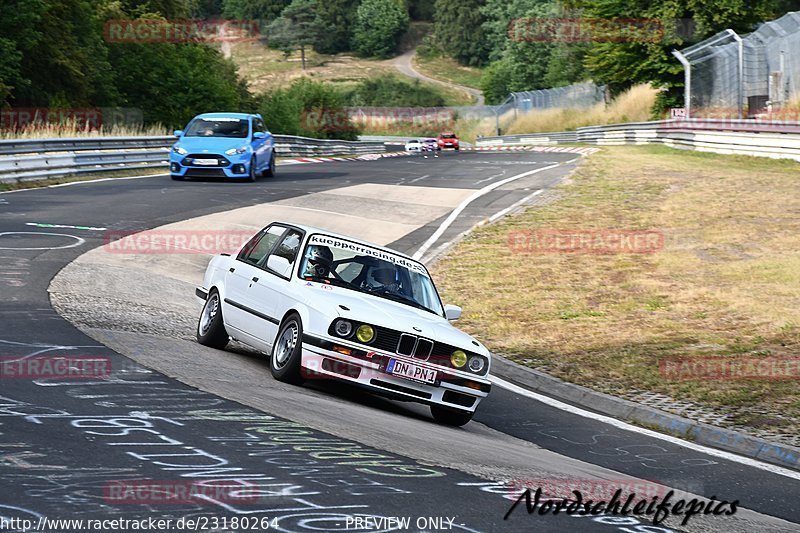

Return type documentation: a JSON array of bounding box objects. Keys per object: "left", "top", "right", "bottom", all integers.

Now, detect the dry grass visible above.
[
  {"left": 432, "top": 146, "right": 800, "bottom": 430},
  {"left": 504, "top": 84, "right": 658, "bottom": 134},
  {"left": 413, "top": 55, "right": 484, "bottom": 90},
  {"left": 0, "top": 122, "right": 168, "bottom": 139}
]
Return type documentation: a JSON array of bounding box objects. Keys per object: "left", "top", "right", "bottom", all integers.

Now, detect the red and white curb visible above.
[
  {"left": 467, "top": 146, "right": 599, "bottom": 154},
  {"left": 280, "top": 152, "right": 410, "bottom": 166}
]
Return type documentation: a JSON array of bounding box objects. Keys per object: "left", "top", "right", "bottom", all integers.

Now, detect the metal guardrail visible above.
[
  {"left": 476, "top": 119, "right": 800, "bottom": 161},
  {"left": 0, "top": 134, "right": 387, "bottom": 183}
]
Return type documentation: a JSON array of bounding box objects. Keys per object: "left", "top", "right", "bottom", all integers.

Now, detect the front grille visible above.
[
  {"left": 414, "top": 338, "right": 433, "bottom": 360},
  {"left": 183, "top": 168, "right": 227, "bottom": 178},
  {"left": 397, "top": 334, "right": 416, "bottom": 356}
]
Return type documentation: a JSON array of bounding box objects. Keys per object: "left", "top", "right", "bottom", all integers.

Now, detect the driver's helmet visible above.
[
  {"left": 303, "top": 245, "right": 334, "bottom": 278},
  {"left": 365, "top": 266, "right": 398, "bottom": 291}
]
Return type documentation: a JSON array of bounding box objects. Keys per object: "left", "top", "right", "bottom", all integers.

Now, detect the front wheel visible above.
[
  {"left": 270, "top": 313, "right": 305, "bottom": 384},
  {"left": 246, "top": 156, "right": 257, "bottom": 182},
  {"left": 431, "top": 405, "right": 473, "bottom": 427},
  {"left": 197, "top": 290, "right": 229, "bottom": 349}
]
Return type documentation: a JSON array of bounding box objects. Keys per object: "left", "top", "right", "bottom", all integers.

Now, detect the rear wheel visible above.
[
  {"left": 270, "top": 313, "right": 305, "bottom": 384},
  {"left": 197, "top": 290, "right": 229, "bottom": 349},
  {"left": 431, "top": 405, "right": 473, "bottom": 427},
  {"left": 263, "top": 153, "right": 276, "bottom": 177}
]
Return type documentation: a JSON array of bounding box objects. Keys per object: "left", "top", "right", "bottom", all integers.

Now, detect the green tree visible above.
[
  {"left": 567, "top": 0, "right": 785, "bottom": 101},
  {"left": 433, "top": 0, "right": 489, "bottom": 65},
  {"left": 352, "top": 0, "right": 409, "bottom": 58},
  {"left": 267, "top": 0, "right": 331, "bottom": 69},
  {"left": 314, "top": 0, "right": 360, "bottom": 54},
  {"left": 259, "top": 78, "right": 359, "bottom": 139},
  {"left": 222, "top": 0, "right": 290, "bottom": 21}
]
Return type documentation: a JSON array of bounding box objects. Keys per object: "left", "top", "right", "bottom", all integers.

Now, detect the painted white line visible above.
[
  {"left": 490, "top": 375, "right": 800, "bottom": 481},
  {"left": 407, "top": 174, "right": 430, "bottom": 184},
  {"left": 412, "top": 163, "right": 560, "bottom": 260},
  {"left": 0, "top": 232, "right": 86, "bottom": 250}
]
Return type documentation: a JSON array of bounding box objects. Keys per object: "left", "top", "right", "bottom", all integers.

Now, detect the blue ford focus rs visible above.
[{"left": 170, "top": 112, "right": 276, "bottom": 181}]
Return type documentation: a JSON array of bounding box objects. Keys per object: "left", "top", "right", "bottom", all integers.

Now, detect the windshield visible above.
[
  {"left": 441, "top": 134, "right": 456, "bottom": 139},
  {"left": 298, "top": 234, "right": 444, "bottom": 316},
  {"left": 184, "top": 118, "right": 249, "bottom": 138}
]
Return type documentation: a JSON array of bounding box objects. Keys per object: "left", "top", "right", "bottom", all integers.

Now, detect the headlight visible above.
[
  {"left": 334, "top": 319, "right": 352, "bottom": 337},
  {"left": 225, "top": 146, "right": 248, "bottom": 156},
  {"left": 356, "top": 324, "right": 375, "bottom": 343},
  {"left": 451, "top": 350, "right": 467, "bottom": 368},
  {"left": 468, "top": 356, "right": 486, "bottom": 373},
  {"left": 172, "top": 146, "right": 187, "bottom": 155}
]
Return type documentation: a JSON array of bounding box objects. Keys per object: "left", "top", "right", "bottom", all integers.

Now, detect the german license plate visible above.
[
  {"left": 193, "top": 158, "right": 218, "bottom": 166},
  {"left": 387, "top": 359, "right": 437, "bottom": 384}
]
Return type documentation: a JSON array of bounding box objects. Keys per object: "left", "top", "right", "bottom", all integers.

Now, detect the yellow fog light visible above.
[
  {"left": 356, "top": 324, "right": 375, "bottom": 343},
  {"left": 451, "top": 350, "right": 467, "bottom": 368}
]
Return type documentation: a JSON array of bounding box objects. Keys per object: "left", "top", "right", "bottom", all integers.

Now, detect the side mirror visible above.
[
  {"left": 266, "top": 255, "right": 292, "bottom": 278},
  {"left": 173, "top": 129, "right": 183, "bottom": 137},
  {"left": 444, "top": 304, "right": 462, "bottom": 321},
  {"left": 253, "top": 131, "right": 265, "bottom": 139}
]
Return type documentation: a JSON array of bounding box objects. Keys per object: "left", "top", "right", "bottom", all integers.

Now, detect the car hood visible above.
[
  {"left": 301, "top": 281, "right": 489, "bottom": 355},
  {"left": 174, "top": 137, "right": 250, "bottom": 154}
]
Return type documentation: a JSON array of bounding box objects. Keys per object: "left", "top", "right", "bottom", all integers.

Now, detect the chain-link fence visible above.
[
  {"left": 675, "top": 11, "right": 800, "bottom": 117},
  {"left": 508, "top": 82, "right": 607, "bottom": 112}
]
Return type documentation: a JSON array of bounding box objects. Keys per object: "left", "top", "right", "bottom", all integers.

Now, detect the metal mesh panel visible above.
[
  {"left": 677, "top": 12, "right": 800, "bottom": 116},
  {"left": 508, "top": 82, "right": 606, "bottom": 111}
]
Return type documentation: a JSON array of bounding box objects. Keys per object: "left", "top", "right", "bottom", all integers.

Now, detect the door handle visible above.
[
  {"left": 229, "top": 267, "right": 235, "bottom": 273},
  {"left": 251, "top": 276, "right": 259, "bottom": 282}
]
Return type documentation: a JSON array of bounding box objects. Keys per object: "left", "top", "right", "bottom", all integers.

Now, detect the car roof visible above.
[
  {"left": 195, "top": 112, "right": 258, "bottom": 120},
  {"left": 272, "top": 221, "right": 419, "bottom": 262}
]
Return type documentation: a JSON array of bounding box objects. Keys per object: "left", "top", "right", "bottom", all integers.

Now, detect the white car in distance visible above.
[
  {"left": 195, "top": 222, "right": 492, "bottom": 426},
  {"left": 404, "top": 139, "right": 422, "bottom": 152}
]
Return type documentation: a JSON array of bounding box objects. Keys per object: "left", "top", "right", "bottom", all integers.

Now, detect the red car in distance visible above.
[{"left": 437, "top": 132, "right": 459, "bottom": 151}]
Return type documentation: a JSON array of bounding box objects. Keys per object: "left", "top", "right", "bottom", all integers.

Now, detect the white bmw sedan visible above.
[{"left": 195, "top": 222, "right": 492, "bottom": 426}]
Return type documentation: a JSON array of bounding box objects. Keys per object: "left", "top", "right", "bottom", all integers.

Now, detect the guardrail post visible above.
[{"left": 672, "top": 49, "right": 691, "bottom": 118}]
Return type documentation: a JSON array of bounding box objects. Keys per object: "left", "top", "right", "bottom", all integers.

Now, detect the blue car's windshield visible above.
[{"left": 185, "top": 118, "right": 249, "bottom": 138}]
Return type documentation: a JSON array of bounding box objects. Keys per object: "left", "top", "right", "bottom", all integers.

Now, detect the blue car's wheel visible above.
[
  {"left": 263, "top": 153, "right": 275, "bottom": 177},
  {"left": 246, "top": 156, "right": 257, "bottom": 182}
]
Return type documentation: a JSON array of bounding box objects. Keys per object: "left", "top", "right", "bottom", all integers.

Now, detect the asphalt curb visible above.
[{"left": 490, "top": 354, "right": 800, "bottom": 471}]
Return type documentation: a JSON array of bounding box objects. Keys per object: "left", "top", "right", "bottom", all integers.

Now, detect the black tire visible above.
[
  {"left": 455, "top": 146, "right": 460, "bottom": 151},
  {"left": 246, "top": 156, "right": 257, "bottom": 182},
  {"left": 196, "top": 290, "right": 229, "bottom": 349},
  {"left": 171, "top": 174, "right": 184, "bottom": 181},
  {"left": 430, "top": 405, "right": 473, "bottom": 427},
  {"left": 263, "top": 153, "right": 276, "bottom": 177},
  {"left": 270, "top": 313, "right": 305, "bottom": 384}
]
